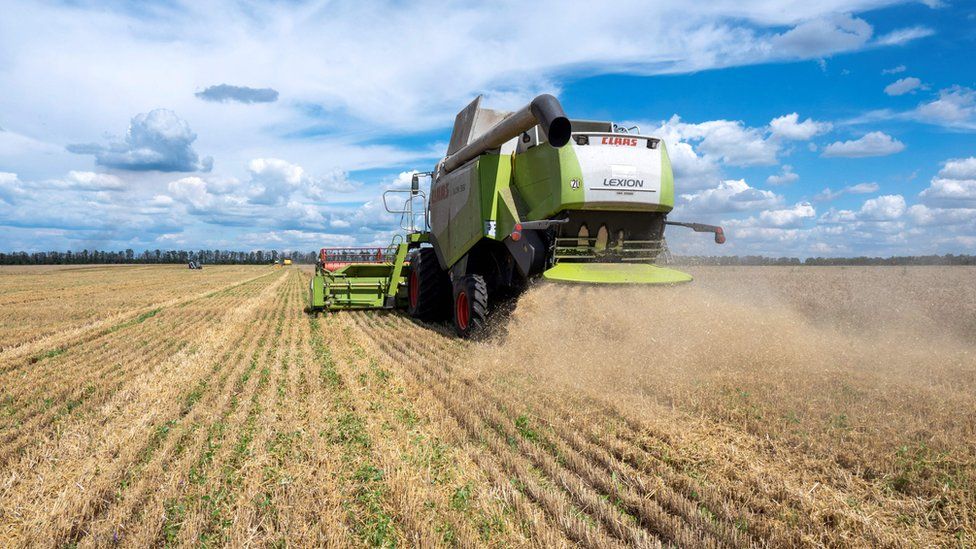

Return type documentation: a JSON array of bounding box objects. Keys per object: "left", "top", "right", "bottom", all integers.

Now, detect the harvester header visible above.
[{"left": 309, "top": 94, "right": 724, "bottom": 336}]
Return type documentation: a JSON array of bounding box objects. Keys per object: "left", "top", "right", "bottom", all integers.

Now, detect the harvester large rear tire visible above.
[
  {"left": 407, "top": 248, "right": 450, "bottom": 321},
  {"left": 452, "top": 274, "right": 488, "bottom": 338}
]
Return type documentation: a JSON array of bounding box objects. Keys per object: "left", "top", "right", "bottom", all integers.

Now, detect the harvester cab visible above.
[{"left": 309, "top": 94, "right": 724, "bottom": 336}]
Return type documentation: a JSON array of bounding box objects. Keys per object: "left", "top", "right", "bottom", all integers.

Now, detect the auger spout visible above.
[{"left": 442, "top": 94, "right": 571, "bottom": 174}]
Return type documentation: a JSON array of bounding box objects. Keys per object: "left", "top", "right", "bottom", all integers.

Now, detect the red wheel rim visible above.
[
  {"left": 456, "top": 291, "right": 469, "bottom": 330},
  {"left": 409, "top": 270, "right": 419, "bottom": 309}
]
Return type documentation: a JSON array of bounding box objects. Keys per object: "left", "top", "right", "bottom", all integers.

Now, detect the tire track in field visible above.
[
  {"left": 330, "top": 313, "right": 574, "bottom": 548},
  {"left": 242, "top": 271, "right": 352, "bottom": 546},
  {"left": 303, "top": 315, "right": 402, "bottom": 546},
  {"left": 316, "top": 316, "right": 513, "bottom": 547},
  {"left": 344, "top": 314, "right": 575, "bottom": 548},
  {"left": 352, "top": 313, "right": 663, "bottom": 547},
  {"left": 286, "top": 307, "right": 356, "bottom": 544},
  {"left": 242, "top": 284, "right": 312, "bottom": 546},
  {"left": 362, "top": 312, "right": 720, "bottom": 545},
  {"left": 354, "top": 312, "right": 799, "bottom": 547},
  {"left": 380, "top": 313, "right": 673, "bottom": 547},
  {"left": 349, "top": 312, "right": 646, "bottom": 548}
]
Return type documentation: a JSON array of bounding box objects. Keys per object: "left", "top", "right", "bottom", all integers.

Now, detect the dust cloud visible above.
[{"left": 473, "top": 266, "right": 976, "bottom": 468}]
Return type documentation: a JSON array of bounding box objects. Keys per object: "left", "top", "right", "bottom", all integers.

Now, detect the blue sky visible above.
[{"left": 1, "top": 0, "right": 974, "bottom": 257}]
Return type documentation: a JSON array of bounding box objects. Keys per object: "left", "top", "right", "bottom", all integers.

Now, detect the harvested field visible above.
[
  {"left": 0, "top": 265, "right": 270, "bottom": 353},
  {"left": 0, "top": 265, "right": 973, "bottom": 547}
]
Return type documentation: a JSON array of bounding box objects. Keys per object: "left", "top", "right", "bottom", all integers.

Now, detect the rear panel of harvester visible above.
[
  {"left": 570, "top": 136, "right": 674, "bottom": 211},
  {"left": 429, "top": 133, "right": 678, "bottom": 273}
]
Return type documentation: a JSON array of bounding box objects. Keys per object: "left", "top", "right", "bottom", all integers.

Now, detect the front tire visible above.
[
  {"left": 452, "top": 274, "right": 488, "bottom": 338},
  {"left": 407, "top": 248, "right": 450, "bottom": 321}
]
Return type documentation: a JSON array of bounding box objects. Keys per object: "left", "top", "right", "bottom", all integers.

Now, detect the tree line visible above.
[
  {"left": 1, "top": 249, "right": 974, "bottom": 266},
  {"left": 0, "top": 249, "right": 320, "bottom": 265},
  {"left": 670, "top": 254, "right": 976, "bottom": 266}
]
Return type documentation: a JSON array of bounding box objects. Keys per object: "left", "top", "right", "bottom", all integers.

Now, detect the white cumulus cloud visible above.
[
  {"left": 248, "top": 158, "right": 307, "bottom": 206},
  {"left": 659, "top": 139, "right": 722, "bottom": 191},
  {"left": 822, "top": 131, "right": 905, "bottom": 158},
  {"left": 859, "top": 194, "right": 906, "bottom": 220},
  {"left": 766, "top": 164, "right": 799, "bottom": 185},
  {"left": 67, "top": 109, "right": 213, "bottom": 172},
  {"left": 0, "top": 172, "right": 25, "bottom": 204},
  {"left": 247, "top": 158, "right": 360, "bottom": 204},
  {"left": 769, "top": 113, "right": 832, "bottom": 140},
  {"left": 884, "top": 77, "right": 924, "bottom": 96},
  {"left": 168, "top": 176, "right": 215, "bottom": 210},
  {"left": 937, "top": 157, "right": 976, "bottom": 180},
  {"left": 820, "top": 194, "right": 905, "bottom": 223},
  {"left": 656, "top": 116, "right": 779, "bottom": 168},
  {"left": 918, "top": 157, "right": 976, "bottom": 208},
  {"left": 914, "top": 86, "right": 976, "bottom": 129},
  {"left": 678, "top": 179, "right": 782, "bottom": 214},
  {"left": 907, "top": 204, "right": 976, "bottom": 226},
  {"left": 758, "top": 202, "right": 816, "bottom": 228},
  {"left": 62, "top": 171, "right": 126, "bottom": 191}
]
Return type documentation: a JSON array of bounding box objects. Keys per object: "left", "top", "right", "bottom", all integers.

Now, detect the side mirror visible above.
[{"left": 411, "top": 173, "right": 419, "bottom": 195}]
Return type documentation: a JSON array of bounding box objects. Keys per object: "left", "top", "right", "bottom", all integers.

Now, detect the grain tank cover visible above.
[
  {"left": 442, "top": 94, "right": 571, "bottom": 174},
  {"left": 446, "top": 96, "right": 511, "bottom": 157}
]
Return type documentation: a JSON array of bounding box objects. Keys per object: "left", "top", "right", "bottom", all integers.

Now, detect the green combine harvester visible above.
[{"left": 309, "top": 94, "right": 724, "bottom": 336}]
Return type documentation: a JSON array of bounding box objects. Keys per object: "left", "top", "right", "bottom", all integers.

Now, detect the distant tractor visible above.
[
  {"left": 309, "top": 94, "right": 724, "bottom": 336},
  {"left": 188, "top": 261, "right": 203, "bottom": 270}
]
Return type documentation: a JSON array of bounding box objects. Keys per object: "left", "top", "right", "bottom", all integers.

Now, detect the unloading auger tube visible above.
[{"left": 441, "top": 94, "right": 572, "bottom": 174}]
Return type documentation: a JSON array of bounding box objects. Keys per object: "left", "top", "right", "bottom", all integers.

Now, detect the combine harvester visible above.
[{"left": 309, "top": 94, "right": 724, "bottom": 336}]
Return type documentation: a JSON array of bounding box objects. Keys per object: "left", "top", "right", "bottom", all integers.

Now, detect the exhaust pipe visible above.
[{"left": 442, "top": 94, "right": 572, "bottom": 174}]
